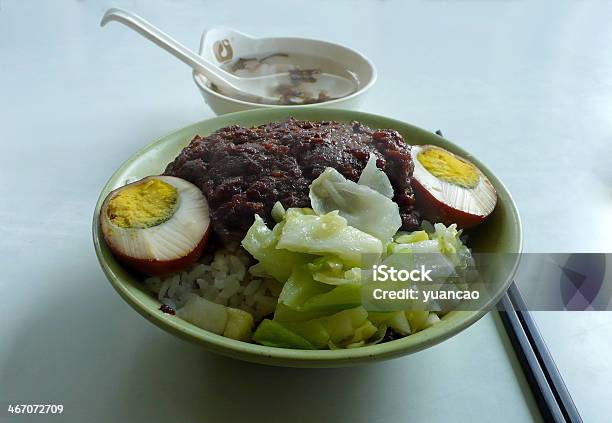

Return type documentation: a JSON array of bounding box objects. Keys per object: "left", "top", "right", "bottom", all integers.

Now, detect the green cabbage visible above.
[
  {"left": 309, "top": 167, "right": 401, "bottom": 242},
  {"left": 302, "top": 283, "right": 362, "bottom": 312},
  {"left": 395, "top": 230, "right": 429, "bottom": 244},
  {"left": 281, "top": 320, "right": 330, "bottom": 349},
  {"left": 318, "top": 306, "right": 369, "bottom": 344},
  {"left": 357, "top": 153, "right": 394, "bottom": 199},
  {"left": 276, "top": 210, "right": 382, "bottom": 267},
  {"left": 428, "top": 222, "right": 474, "bottom": 270},
  {"left": 307, "top": 256, "right": 362, "bottom": 285},
  {"left": 343, "top": 321, "right": 379, "bottom": 348},
  {"left": 278, "top": 264, "right": 361, "bottom": 313},
  {"left": 278, "top": 265, "right": 332, "bottom": 310},
  {"left": 241, "top": 173, "right": 474, "bottom": 349},
  {"left": 380, "top": 223, "right": 476, "bottom": 311},
  {"left": 273, "top": 303, "right": 329, "bottom": 322},
  {"left": 271, "top": 201, "right": 286, "bottom": 223},
  {"left": 177, "top": 294, "right": 228, "bottom": 334},
  {"left": 405, "top": 310, "right": 430, "bottom": 332},
  {"left": 241, "top": 215, "right": 312, "bottom": 283},
  {"left": 368, "top": 311, "right": 411, "bottom": 335},
  {"left": 252, "top": 319, "right": 315, "bottom": 349}
]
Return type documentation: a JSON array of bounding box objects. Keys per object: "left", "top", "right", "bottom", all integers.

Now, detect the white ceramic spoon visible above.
[{"left": 100, "top": 8, "right": 356, "bottom": 103}]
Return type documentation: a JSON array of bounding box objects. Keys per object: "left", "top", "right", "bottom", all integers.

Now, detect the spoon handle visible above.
[{"left": 100, "top": 8, "right": 242, "bottom": 92}]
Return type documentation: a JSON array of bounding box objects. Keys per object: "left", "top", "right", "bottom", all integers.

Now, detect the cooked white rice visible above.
[{"left": 144, "top": 247, "right": 279, "bottom": 322}]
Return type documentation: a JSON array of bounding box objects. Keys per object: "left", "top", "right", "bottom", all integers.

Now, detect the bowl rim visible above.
[
  {"left": 93, "top": 107, "right": 522, "bottom": 366},
  {"left": 193, "top": 32, "right": 377, "bottom": 108}
]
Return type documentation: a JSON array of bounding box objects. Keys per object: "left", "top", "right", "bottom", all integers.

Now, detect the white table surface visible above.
[{"left": 1, "top": 1, "right": 611, "bottom": 421}]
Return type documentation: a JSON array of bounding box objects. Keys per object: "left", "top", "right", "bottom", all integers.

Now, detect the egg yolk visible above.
[
  {"left": 417, "top": 148, "right": 480, "bottom": 189},
  {"left": 107, "top": 179, "right": 178, "bottom": 228}
]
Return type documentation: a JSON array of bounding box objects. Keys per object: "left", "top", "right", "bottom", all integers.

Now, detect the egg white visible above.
[
  {"left": 411, "top": 145, "right": 496, "bottom": 216},
  {"left": 101, "top": 176, "right": 210, "bottom": 261}
]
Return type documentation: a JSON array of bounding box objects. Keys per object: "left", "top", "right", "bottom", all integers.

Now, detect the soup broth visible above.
[{"left": 209, "top": 52, "right": 360, "bottom": 105}]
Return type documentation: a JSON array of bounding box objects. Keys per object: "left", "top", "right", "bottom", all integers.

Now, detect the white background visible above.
[{"left": 1, "top": 1, "right": 611, "bottom": 421}]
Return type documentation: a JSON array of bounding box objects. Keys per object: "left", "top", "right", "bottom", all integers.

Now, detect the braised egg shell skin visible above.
[
  {"left": 411, "top": 145, "right": 497, "bottom": 229},
  {"left": 100, "top": 175, "right": 210, "bottom": 276}
]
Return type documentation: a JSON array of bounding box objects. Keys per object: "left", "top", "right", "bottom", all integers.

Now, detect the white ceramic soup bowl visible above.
[{"left": 193, "top": 26, "right": 377, "bottom": 115}]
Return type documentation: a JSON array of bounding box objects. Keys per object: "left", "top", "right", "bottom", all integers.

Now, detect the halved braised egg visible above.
[
  {"left": 411, "top": 145, "right": 497, "bottom": 229},
  {"left": 100, "top": 175, "right": 210, "bottom": 276}
]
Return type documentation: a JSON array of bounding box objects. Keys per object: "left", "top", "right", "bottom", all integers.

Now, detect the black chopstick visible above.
[{"left": 498, "top": 282, "right": 582, "bottom": 423}]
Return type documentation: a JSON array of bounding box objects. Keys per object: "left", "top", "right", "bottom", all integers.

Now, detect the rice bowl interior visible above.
[{"left": 93, "top": 108, "right": 521, "bottom": 367}]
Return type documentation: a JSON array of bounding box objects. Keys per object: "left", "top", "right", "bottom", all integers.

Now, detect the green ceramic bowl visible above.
[{"left": 93, "top": 108, "right": 522, "bottom": 367}]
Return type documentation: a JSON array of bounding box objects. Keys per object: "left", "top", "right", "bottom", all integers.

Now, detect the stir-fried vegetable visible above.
[
  {"left": 241, "top": 215, "right": 313, "bottom": 283},
  {"left": 309, "top": 165, "right": 401, "bottom": 242},
  {"left": 277, "top": 209, "right": 382, "bottom": 267},
  {"left": 357, "top": 153, "right": 395, "bottom": 199},
  {"left": 242, "top": 165, "right": 477, "bottom": 349}
]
